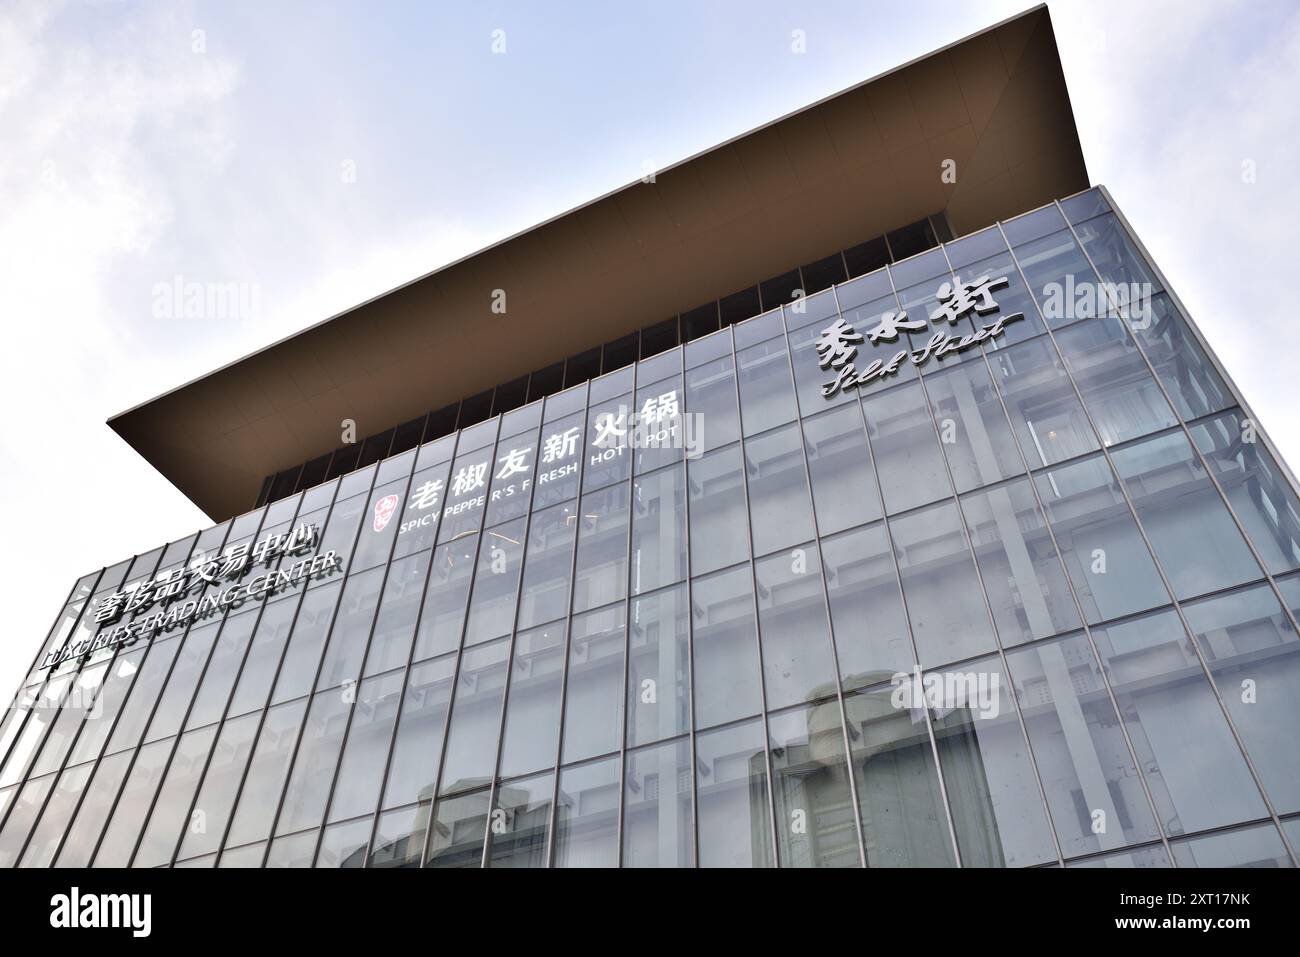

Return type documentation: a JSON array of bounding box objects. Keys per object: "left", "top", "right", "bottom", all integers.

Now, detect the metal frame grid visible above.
[{"left": 4, "top": 186, "right": 1300, "bottom": 868}]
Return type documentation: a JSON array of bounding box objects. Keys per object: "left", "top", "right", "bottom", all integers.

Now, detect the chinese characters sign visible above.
[
  {"left": 816, "top": 275, "right": 1023, "bottom": 398},
  {"left": 44, "top": 522, "right": 341, "bottom": 670}
]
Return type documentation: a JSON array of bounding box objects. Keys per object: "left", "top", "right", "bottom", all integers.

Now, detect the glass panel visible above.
[
  {"left": 393, "top": 460, "right": 452, "bottom": 559},
  {"left": 736, "top": 336, "right": 797, "bottom": 435},
  {"left": 383, "top": 655, "right": 455, "bottom": 810},
  {"left": 844, "top": 685, "right": 955, "bottom": 866},
  {"left": 463, "top": 517, "right": 525, "bottom": 646},
  {"left": 1034, "top": 453, "right": 1170, "bottom": 624},
  {"left": 686, "top": 443, "right": 749, "bottom": 575},
  {"left": 928, "top": 655, "right": 1058, "bottom": 867},
  {"left": 176, "top": 712, "right": 260, "bottom": 860},
  {"left": 225, "top": 699, "right": 308, "bottom": 848},
  {"left": 413, "top": 535, "right": 477, "bottom": 661},
  {"left": 745, "top": 423, "right": 816, "bottom": 557},
  {"left": 1068, "top": 845, "right": 1171, "bottom": 868},
  {"left": 228, "top": 598, "right": 296, "bottom": 717},
  {"left": 561, "top": 603, "right": 627, "bottom": 762},
  {"left": 327, "top": 670, "right": 404, "bottom": 822},
  {"left": 684, "top": 348, "right": 740, "bottom": 454},
  {"left": 1053, "top": 316, "right": 1177, "bottom": 446},
  {"left": 56, "top": 750, "right": 132, "bottom": 867},
  {"left": 924, "top": 359, "right": 1025, "bottom": 493},
  {"left": 572, "top": 483, "right": 629, "bottom": 614},
  {"left": 1127, "top": 295, "right": 1232, "bottom": 421},
  {"left": 787, "top": 316, "right": 857, "bottom": 417},
  {"left": 890, "top": 500, "right": 996, "bottom": 667},
  {"left": 692, "top": 566, "right": 762, "bottom": 729},
  {"left": 1004, "top": 635, "right": 1160, "bottom": 857},
  {"left": 439, "top": 637, "right": 509, "bottom": 795},
  {"left": 623, "top": 737, "right": 693, "bottom": 868},
  {"left": 216, "top": 841, "right": 266, "bottom": 868},
  {"left": 533, "top": 410, "right": 584, "bottom": 508},
  {"left": 351, "top": 477, "right": 410, "bottom": 573},
  {"left": 486, "top": 771, "right": 553, "bottom": 868},
  {"left": 498, "top": 622, "right": 566, "bottom": 779},
  {"left": 959, "top": 478, "right": 1082, "bottom": 645},
  {"left": 988, "top": 336, "right": 1099, "bottom": 467},
  {"left": 755, "top": 545, "right": 837, "bottom": 709},
  {"left": 275, "top": 688, "right": 351, "bottom": 835},
  {"left": 19, "top": 763, "right": 93, "bottom": 868},
  {"left": 317, "top": 817, "right": 371, "bottom": 868},
  {"left": 145, "top": 622, "right": 219, "bottom": 742},
  {"left": 186, "top": 612, "right": 258, "bottom": 730},
  {"left": 633, "top": 376, "right": 684, "bottom": 474},
  {"left": 369, "top": 803, "right": 427, "bottom": 868},
  {"left": 768, "top": 702, "right": 859, "bottom": 867},
  {"left": 265, "top": 829, "right": 316, "bottom": 868},
  {"left": 134, "top": 724, "right": 219, "bottom": 867},
  {"left": 271, "top": 581, "right": 341, "bottom": 704},
  {"left": 68, "top": 649, "right": 144, "bottom": 766},
  {"left": 1010, "top": 228, "right": 1102, "bottom": 329},
  {"left": 438, "top": 444, "right": 495, "bottom": 543},
  {"left": 948, "top": 250, "right": 1047, "bottom": 348},
  {"left": 516, "top": 500, "right": 578, "bottom": 630},
  {"left": 553, "top": 756, "right": 620, "bottom": 868},
  {"left": 30, "top": 661, "right": 109, "bottom": 777},
  {"left": 695, "top": 718, "right": 774, "bottom": 867},
  {"left": 315, "top": 567, "right": 386, "bottom": 690},
  {"left": 1091, "top": 609, "right": 1268, "bottom": 834},
  {"left": 1071, "top": 213, "right": 1162, "bottom": 294},
  {"left": 625, "top": 587, "right": 689, "bottom": 749},
  {"left": 485, "top": 428, "right": 539, "bottom": 527},
  {"left": 1191, "top": 409, "right": 1300, "bottom": 575},
  {"left": 0, "top": 774, "right": 54, "bottom": 868},
  {"left": 1169, "top": 822, "right": 1290, "bottom": 868},
  {"left": 1181, "top": 585, "right": 1300, "bottom": 815},
  {"left": 365, "top": 552, "right": 428, "bottom": 676},
  {"left": 426, "top": 789, "right": 489, "bottom": 868},
  {"left": 93, "top": 738, "right": 173, "bottom": 866},
  {"left": 584, "top": 392, "right": 633, "bottom": 492},
  {"left": 821, "top": 523, "right": 913, "bottom": 689},
  {"left": 1111, "top": 431, "right": 1262, "bottom": 600},
  {"left": 862, "top": 380, "right": 951, "bottom": 514},
  {"left": 631, "top": 465, "right": 687, "bottom": 595},
  {"left": 801, "top": 405, "right": 881, "bottom": 535}
]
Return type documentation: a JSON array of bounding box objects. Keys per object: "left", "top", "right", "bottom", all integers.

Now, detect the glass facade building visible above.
[{"left": 3, "top": 186, "right": 1299, "bottom": 869}]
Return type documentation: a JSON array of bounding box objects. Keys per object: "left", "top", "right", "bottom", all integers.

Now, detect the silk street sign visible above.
[{"left": 816, "top": 275, "right": 1024, "bottom": 398}]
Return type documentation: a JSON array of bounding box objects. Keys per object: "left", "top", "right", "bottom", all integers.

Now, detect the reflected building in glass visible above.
[{"left": 4, "top": 8, "right": 1300, "bottom": 868}]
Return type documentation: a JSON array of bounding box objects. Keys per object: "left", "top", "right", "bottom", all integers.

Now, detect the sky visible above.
[{"left": 2, "top": 0, "right": 1298, "bottom": 698}]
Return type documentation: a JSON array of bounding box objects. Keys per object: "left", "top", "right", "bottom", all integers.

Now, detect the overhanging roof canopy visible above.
[{"left": 110, "top": 4, "right": 1087, "bottom": 521}]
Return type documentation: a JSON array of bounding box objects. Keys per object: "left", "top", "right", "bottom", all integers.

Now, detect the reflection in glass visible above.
[
  {"left": 1091, "top": 609, "right": 1267, "bottom": 835},
  {"left": 487, "top": 772, "right": 553, "bottom": 868},
  {"left": 890, "top": 501, "right": 997, "bottom": 667},
  {"left": 745, "top": 423, "right": 816, "bottom": 557},
  {"left": 623, "top": 737, "right": 693, "bottom": 867},
  {"left": 695, "top": 718, "right": 774, "bottom": 867},
  {"left": 755, "top": 545, "right": 837, "bottom": 709},
  {"left": 498, "top": 623, "right": 566, "bottom": 779},
  {"left": 562, "top": 604, "right": 626, "bottom": 762},
  {"left": 554, "top": 757, "right": 620, "bottom": 868},
  {"left": 768, "top": 703, "right": 859, "bottom": 867},
  {"left": 692, "top": 566, "right": 762, "bottom": 729},
  {"left": 1034, "top": 453, "right": 1169, "bottom": 624},
  {"left": 1111, "top": 431, "right": 1262, "bottom": 600},
  {"left": 959, "top": 478, "right": 1081, "bottom": 645},
  {"left": 844, "top": 686, "right": 955, "bottom": 866},
  {"left": 1004, "top": 635, "right": 1159, "bottom": 857}
]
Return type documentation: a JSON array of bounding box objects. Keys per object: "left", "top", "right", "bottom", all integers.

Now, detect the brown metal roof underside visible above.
[{"left": 109, "top": 5, "right": 1087, "bottom": 521}]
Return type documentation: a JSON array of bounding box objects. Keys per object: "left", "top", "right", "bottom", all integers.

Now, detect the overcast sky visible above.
[{"left": 2, "top": 0, "right": 1298, "bottom": 698}]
